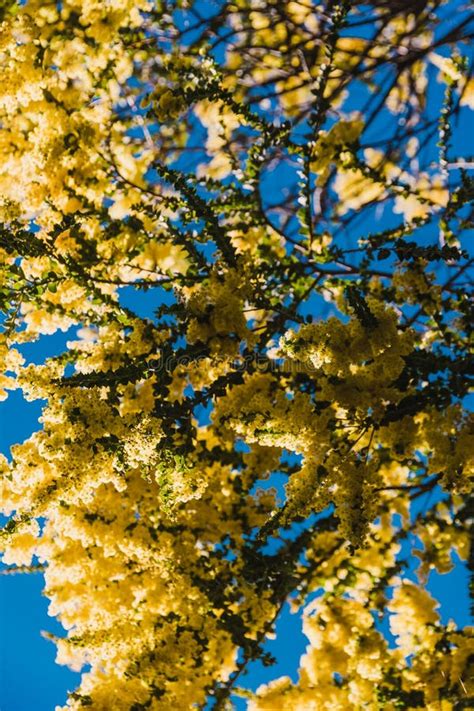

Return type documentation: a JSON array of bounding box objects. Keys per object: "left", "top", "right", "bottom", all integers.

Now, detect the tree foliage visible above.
[{"left": 0, "top": 0, "right": 473, "bottom": 708}]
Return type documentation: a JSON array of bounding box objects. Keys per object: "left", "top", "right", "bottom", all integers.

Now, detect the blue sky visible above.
[{"left": 1, "top": 1, "right": 474, "bottom": 708}]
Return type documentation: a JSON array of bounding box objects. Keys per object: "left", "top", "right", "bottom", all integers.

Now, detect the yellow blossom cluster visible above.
[
  {"left": 250, "top": 588, "right": 473, "bottom": 710},
  {"left": 1, "top": 374, "right": 279, "bottom": 708}
]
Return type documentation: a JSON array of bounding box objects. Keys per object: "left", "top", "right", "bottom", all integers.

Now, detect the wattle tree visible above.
[{"left": 0, "top": 0, "right": 473, "bottom": 708}]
